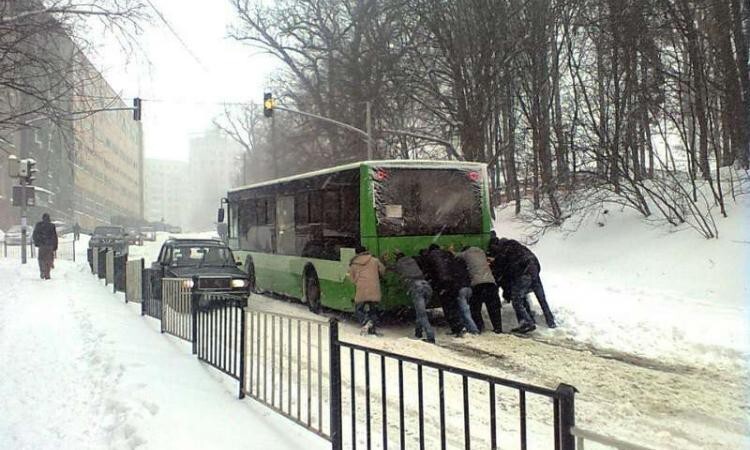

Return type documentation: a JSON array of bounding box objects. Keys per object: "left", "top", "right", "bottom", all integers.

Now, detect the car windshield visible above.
[
  {"left": 94, "top": 226, "right": 124, "bottom": 236},
  {"left": 171, "top": 245, "right": 234, "bottom": 267}
]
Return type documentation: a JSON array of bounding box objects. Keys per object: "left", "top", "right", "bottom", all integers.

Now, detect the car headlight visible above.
[
  {"left": 231, "top": 279, "right": 248, "bottom": 288},
  {"left": 182, "top": 279, "right": 195, "bottom": 289}
]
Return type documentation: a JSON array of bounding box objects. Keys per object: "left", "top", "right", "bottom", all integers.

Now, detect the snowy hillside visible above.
[{"left": 494, "top": 189, "right": 750, "bottom": 372}]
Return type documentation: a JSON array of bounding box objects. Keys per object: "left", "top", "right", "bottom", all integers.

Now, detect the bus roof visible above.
[{"left": 228, "top": 159, "right": 487, "bottom": 193}]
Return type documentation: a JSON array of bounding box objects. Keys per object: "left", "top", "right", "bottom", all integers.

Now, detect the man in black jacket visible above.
[
  {"left": 32, "top": 213, "right": 58, "bottom": 280},
  {"left": 421, "top": 244, "right": 479, "bottom": 336},
  {"left": 489, "top": 238, "right": 556, "bottom": 333}
]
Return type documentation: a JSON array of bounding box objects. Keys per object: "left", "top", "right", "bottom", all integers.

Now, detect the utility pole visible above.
[
  {"left": 271, "top": 114, "right": 278, "bottom": 178},
  {"left": 19, "top": 130, "right": 28, "bottom": 264},
  {"left": 366, "top": 101, "right": 373, "bottom": 160}
]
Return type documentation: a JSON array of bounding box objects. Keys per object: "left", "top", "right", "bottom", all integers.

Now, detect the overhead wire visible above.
[{"left": 143, "top": 0, "right": 208, "bottom": 72}]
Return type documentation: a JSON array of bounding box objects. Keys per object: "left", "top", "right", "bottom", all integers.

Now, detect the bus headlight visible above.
[{"left": 231, "top": 279, "right": 248, "bottom": 289}]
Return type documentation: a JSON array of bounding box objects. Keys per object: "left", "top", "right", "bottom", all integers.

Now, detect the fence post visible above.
[
  {"left": 557, "top": 383, "right": 577, "bottom": 450},
  {"left": 239, "top": 303, "right": 247, "bottom": 399},
  {"left": 72, "top": 239, "right": 75, "bottom": 262},
  {"left": 140, "top": 262, "right": 147, "bottom": 316},
  {"left": 160, "top": 279, "right": 165, "bottom": 333},
  {"left": 191, "top": 276, "right": 199, "bottom": 354},
  {"left": 329, "top": 318, "right": 342, "bottom": 450}
]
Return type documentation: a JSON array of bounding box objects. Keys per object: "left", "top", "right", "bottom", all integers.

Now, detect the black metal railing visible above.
[
  {"left": 113, "top": 254, "right": 127, "bottom": 293},
  {"left": 331, "top": 337, "right": 576, "bottom": 450},
  {"left": 246, "top": 308, "right": 333, "bottom": 441},
  {"left": 141, "top": 269, "right": 162, "bottom": 320},
  {"left": 161, "top": 278, "right": 193, "bottom": 341},
  {"left": 97, "top": 249, "right": 107, "bottom": 279},
  {"left": 195, "top": 293, "right": 247, "bottom": 398}
]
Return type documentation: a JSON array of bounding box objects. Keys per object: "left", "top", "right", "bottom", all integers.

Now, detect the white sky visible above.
[{"left": 88, "top": 0, "right": 277, "bottom": 161}]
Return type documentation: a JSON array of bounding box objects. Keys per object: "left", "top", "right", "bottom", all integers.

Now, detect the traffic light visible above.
[
  {"left": 133, "top": 97, "right": 142, "bottom": 121},
  {"left": 263, "top": 92, "right": 274, "bottom": 118},
  {"left": 19, "top": 158, "right": 37, "bottom": 183}
]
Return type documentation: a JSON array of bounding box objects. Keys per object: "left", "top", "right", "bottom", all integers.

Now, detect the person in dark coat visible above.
[
  {"left": 488, "top": 238, "right": 556, "bottom": 333},
  {"left": 32, "top": 213, "right": 58, "bottom": 280},
  {"left": 456, "top": 246, "right": 503, "bottom": 333},
  {"left": 421, "top": 244, "right": 479, "bottom": 336},
  {"left": 391, "top": 251, "right": 436, "bottom": 343}
]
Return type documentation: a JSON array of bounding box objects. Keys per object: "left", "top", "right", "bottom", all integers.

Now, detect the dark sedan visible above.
[
  {"left": 148, "top": 239, "right": 250, "bottom": 299},
  {"left": 89, "top": 226, "right": 128, "bottom": 256}
]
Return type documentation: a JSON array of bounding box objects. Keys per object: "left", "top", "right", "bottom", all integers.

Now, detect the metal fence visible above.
[
  {"left": 333, "top": 337, "right": 576, "bottom": 450},
  {"left": 125, "top": 259, "right": 144, "bottom": 303},
  {"left": 55, "top": 240, "right": 76, "bottom": 261},
  {"left": 195, "top": 293, "right": 247, "bottom": 398},
  {"left": 141, "top": 270, "right": 162, "bottom": 320},
  {"left": 2, "top": 240, "right": 76, "bottom": 261},
  {"left": 113, "top": 255, "right": 126, "bottom": 293},
  {"left": 2, "top": 241, "right": 35, "bottom": 259},
  {"left": 162, "top": 278, "right": 193, "bottom": 341},
  {"left": 105, "top": 250, "right": 115, "bottom": 286},
  {"left": 97, "top": 249, "right": 107, "bottom": 279},
  {"left": 246, "top": 308, "right": 333, "bottom": 441}
]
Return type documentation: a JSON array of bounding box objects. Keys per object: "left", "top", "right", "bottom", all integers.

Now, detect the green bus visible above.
[{"left": 223, "top": 160, "right": 492, "bottom": 312}]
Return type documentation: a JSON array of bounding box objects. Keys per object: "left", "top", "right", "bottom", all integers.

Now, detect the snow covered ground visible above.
[
  {"left": 494, "top": 191, "right": 750, "bottom": 373},
  {"left": 0, "top": 256, "right": 329, "bottom": 450},
  {"left": 3, "top": 186, "right": 745, "bottom": 449}
]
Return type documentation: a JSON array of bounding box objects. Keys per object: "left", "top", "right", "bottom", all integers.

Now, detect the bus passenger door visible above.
[{"left": 276, "top": 196, "right": 296, "bottom": 255}]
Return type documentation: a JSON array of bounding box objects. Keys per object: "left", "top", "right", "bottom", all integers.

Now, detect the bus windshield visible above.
[{"left": 374, "top": 167, "right": 483, "bottom": 237}]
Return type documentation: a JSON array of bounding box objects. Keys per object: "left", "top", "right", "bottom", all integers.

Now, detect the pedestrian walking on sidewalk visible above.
[{"left": 32, "top": 213, "right": 58, "bottom": 280}]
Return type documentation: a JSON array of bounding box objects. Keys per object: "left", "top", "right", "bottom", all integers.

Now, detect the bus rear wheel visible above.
[{"left": 303, "top": 268, "right": 321, "bottom": 314}]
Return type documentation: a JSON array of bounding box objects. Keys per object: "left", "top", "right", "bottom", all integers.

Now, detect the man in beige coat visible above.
[{"left": 348, "top": 245, "right": 386, "bottom": 335}]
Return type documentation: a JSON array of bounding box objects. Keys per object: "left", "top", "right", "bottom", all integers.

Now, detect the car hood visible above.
[{"left": 169, "top": 266, "right": 246, "bottom": 278}]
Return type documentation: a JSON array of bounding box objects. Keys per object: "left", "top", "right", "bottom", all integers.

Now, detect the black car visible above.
[
  {"left": 148, "top": 238, "right": 250, "bottom": 299},
  {"left": 89, "top": 225, "right": 128, "bottom": 256}
]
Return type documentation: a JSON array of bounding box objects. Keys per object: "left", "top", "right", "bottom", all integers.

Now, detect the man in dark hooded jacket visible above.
[
  {"left": 421, "top": 244, "right": 479, "bottom": 336},
  {"left": 32, "top": 213, "right": 58, "bottom": 280},
  {"left": 489, "top": 238, "right": 556, "bottom": 333}
]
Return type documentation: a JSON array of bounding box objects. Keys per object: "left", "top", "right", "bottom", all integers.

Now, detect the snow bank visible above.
[{"left": 494, "top": 189, "right": 750, "bottom": 372}]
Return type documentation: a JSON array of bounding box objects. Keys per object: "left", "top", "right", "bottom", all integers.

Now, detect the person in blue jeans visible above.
[
  {"left": 391, "top": 251, "right": 436, "bottom": 343},
  {"left": 421, "top": 244, "right": 480, "bottom": 336}
]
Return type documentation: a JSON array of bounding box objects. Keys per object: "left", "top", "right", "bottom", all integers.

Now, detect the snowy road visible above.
[{"left": 0, "top": 259, "right": 329, "bottom": 450}]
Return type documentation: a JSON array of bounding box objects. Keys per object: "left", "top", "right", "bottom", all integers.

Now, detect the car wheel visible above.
[
  {"left": 303, "top": 266, "right": 321, "bottom": 314},
  {"left": 244, "top": 256, "right": 256, "bottom": 292}
]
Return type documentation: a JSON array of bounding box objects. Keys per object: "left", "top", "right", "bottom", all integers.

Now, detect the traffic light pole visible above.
[
  {"left": 273, "top": 105, "right": 374, "bottom": 157},
  {"left": 20, "top": 176, "right": 27, "bottom": 264},
  {"left": 271, "top": 103, "right": 461, "bottom": 161}
]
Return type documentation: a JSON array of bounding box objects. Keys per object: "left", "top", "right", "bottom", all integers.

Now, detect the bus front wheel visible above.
[{"left": 303, "top": 268, "right": 321, "bottom": 314}]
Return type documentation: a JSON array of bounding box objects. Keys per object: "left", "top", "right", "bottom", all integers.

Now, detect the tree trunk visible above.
[{"left": 731, "top": 0, "right": 750, "bottom": 168}]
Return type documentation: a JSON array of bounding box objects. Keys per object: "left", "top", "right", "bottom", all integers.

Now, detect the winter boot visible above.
[{"left": 511, "top": 322, "right": 536, "bottom": 334}]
